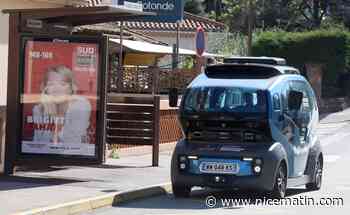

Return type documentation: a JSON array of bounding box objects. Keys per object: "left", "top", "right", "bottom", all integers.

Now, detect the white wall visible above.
[
  {"left": 147, "top": 32, "right": 197, "bottom": 51},
  {"left": 0, "top": 13, "right": 9, "bottom": 107},
  {"left": 142, "top": 31, "right": 209, "bottom": 53}
]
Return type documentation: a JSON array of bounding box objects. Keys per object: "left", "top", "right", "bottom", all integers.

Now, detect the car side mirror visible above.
[
  {"left": 169, "top": 88, "right": 178, "bottom": 107},
  {"left": 288, "top": 90, "right": 303, "bottom": 111}
]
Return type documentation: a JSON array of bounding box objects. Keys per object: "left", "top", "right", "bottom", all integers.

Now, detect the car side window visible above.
[
  {"left": 301, "top": 92, "right": 312, "bottom": 113},
  {"left": 300, "top": 82, "right": 314, "bottom": 113},
  {"left": 304, "top": 83, "right": 318, "bottom": 111},
  {"left": 289, "top": 81, "right": 313, "bottom": 113}
]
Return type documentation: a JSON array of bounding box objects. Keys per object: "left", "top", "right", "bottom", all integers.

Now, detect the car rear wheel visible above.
[
  {"left": 172, "top": 184, "right": 191, "bottom": 198},
  {"left": 306, "top": 156, "right": 323, "bottom": 191},
  {"left": 271, "top": 164, "right": 287, "bottom": 199}
]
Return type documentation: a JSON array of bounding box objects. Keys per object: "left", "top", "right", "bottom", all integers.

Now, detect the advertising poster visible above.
[{"left": 21, "top": 40, "right": 99, "bottom": 157}]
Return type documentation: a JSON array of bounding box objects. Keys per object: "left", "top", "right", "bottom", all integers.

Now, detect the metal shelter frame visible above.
[{"left": 2, "top": 5, "right": 156, "bottom": 175}]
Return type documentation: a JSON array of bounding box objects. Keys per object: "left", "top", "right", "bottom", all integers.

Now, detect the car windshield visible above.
[{"left": 183, "top": 87, "right": 266, "bottom": 113}]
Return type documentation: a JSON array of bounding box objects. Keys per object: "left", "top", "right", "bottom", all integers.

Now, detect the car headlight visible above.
[
  {"left": 179, "top": 163, "right": 186, "bottom": 170},
  {"left": 252, "top": 158, "right": 263, "bottom": 174},
  {"left": 254, "top": 166, "right": 261, "bottom": 173}
]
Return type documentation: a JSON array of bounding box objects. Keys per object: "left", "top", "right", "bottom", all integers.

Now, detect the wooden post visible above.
[
  {"left": 152, "top": 66, "right": 160, "bottom": 95},
  {"left": 152, "top": 95, "right": 160, "bottom": 167},
  {"left": 0, "top": 107, "right": 6, "bottom": 173},
  {"left": 4, "top": 13, "right": 21, "bottom": 175}
]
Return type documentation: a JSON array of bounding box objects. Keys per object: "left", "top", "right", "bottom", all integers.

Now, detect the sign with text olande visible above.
[
  {"left": 119, "top": 0, "right": 184, "bottom": 22},
  {"left": 21, "top": 40, "right": 99, "bottom": 157}
]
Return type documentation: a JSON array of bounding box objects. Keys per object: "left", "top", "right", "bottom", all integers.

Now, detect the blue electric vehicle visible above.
[{"left": 170, "top": 57, "right": 323, "bottom": 198}]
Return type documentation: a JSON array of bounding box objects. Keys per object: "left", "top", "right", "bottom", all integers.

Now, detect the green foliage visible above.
[
  {"left": 218, "top": 0, "right": 248, "bottom": 32},
  {"left": 252, "top": 29, "right": 350, "bottom": 85},
  {"left": 180, "top": 56, "right": 194, "bottom": 69},
  {"left": 110, "top": 148, "right": 120, "bottom": 159},
  {"left": 205, "top": 28, "right": 266, "bottom": 56},
  {"left": 185, "top": 0, "right": 205, "bottom": 15}
]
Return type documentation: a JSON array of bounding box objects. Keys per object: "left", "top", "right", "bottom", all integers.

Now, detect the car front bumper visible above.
[{"left": 171, "top": 141, "right": 287, "bottom": 191}]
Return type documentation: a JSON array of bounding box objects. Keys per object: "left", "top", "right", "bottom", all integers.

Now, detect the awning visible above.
[
  {"left": 2, "top": 6, "right": 154, "bottom": 26},
  {"left": 109, "top": 38, "right": 220, "bottom": 57}
]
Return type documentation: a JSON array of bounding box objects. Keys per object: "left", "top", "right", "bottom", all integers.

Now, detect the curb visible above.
[{"left": 12, "top": 183, "right": 172, "bottom": 215}]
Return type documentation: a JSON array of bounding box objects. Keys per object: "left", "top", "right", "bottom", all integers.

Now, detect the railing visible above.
[
  {"left": 106, "top": 95, "right": 160, "bottom": 166},
  {"left": 109, "top": 66, "right": 199, "bottom": 94},
  {"left": 159, "top": 68, "right": 199, "bottom": 94}
]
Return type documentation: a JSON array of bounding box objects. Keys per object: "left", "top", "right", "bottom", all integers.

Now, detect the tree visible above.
[
  {"left": 296, "top": 0, "right": 330, "bottom": 28},
  {"left": 217, "top": 0, "right": 249, "bottom": 32},
  {"left": 186, "top": 0, "right": 338, "bottom": 31},
  {"left": 184, "top": 0, "right": 205, "bottom": 15},
  {"left": 204, "top": 0, "right": 223, "bottom": 19}
]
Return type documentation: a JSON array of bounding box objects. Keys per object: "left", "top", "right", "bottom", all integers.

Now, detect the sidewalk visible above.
[{"left": 0, "top": 151, "right": 173, "bottom": 215}]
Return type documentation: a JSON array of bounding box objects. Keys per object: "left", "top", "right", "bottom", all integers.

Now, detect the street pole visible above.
[
  {"left": 118, "top": 21, "right": 124, "bottom": 93},
  {"left": 176, "top": 20, "right": 181, "bottom": 68}
]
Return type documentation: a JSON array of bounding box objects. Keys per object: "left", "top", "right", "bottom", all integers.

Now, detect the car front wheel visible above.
[
  {"left": 306, "top": 156, "right": 323, "bottom": 191},
  {"left": 271, "top": 163, "right": 287, "bottom": 199},
  {"left": 172, "top": 184, "right": 191, "bottom": 198}
]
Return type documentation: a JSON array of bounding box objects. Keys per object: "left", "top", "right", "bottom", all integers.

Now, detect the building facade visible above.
[{"left": 116, "top": 12, "right": 226, "bottom": 53}]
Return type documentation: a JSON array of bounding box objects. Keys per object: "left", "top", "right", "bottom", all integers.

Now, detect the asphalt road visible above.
[{"left": 82, "top": 112, "right": 350, "bottom": 215}]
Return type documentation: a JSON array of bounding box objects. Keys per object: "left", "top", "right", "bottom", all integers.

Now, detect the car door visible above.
[
  {"left": 303, "top": 81, "right": 319, "bottom": 148},
  {"left": 278, "top": 81, "right": 297, "bottom": 177},
  {"left": 288, "top": 80, "right": 311, "bottom": 177}
]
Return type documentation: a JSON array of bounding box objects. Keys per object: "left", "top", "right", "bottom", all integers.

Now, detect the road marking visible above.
[
  {"left": 318, "top": 122, "right": 347, "bottom": 128},
  {"left": 321, "top": 132, "right": 350, "bottom": 147},
  {"left": 336, "top": 186, "right": 350, "bottom": 191},
  {"left": 324, "top": 155, "right": 341, "bottom": 163}
]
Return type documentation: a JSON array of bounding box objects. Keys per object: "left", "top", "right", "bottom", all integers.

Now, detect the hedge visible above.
[{"left": 252, "top": 29, "right": 350, "bottom": 85}]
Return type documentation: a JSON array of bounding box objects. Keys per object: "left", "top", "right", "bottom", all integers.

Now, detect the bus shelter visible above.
[{"left": 2, "top": 5, "right": 155, "bottom": 175}]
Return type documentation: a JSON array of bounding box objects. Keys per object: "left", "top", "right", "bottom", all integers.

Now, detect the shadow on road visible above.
[
  {"left": 88, "top": 164, "right": 153, "bottom": 169},
  {"left": 0, "top": 175, "right": 84, "bottom": 191}
]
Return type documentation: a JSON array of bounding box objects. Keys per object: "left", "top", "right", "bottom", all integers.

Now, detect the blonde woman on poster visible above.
[{"left": 32, "top": 65, "right": 92, "bottom": 144}]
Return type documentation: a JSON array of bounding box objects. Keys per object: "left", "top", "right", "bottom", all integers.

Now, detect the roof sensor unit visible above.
[
  {"left": 224, "top": 57, "right": 287, "bottom": 66},
  {"left": 205, "top": 64, "right": 281, "bottom": 79}
]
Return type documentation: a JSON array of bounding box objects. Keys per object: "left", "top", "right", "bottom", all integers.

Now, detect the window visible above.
[
  {"left": 290, "top": 81, "right": 313, "bottom": 113},
  {"left": 183, "top": 87, "right": 266, "bottom": 113},
  {"left": 301, "top": 95, "right": 311, "bottom": 112}
]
